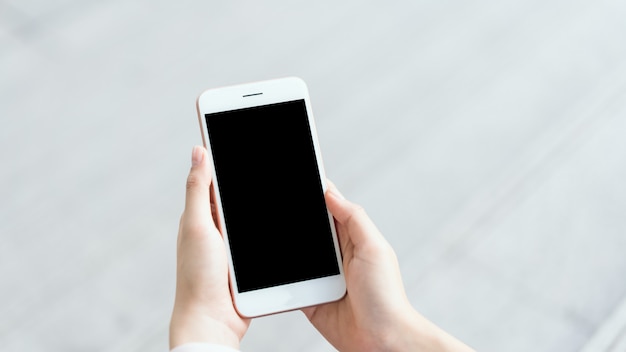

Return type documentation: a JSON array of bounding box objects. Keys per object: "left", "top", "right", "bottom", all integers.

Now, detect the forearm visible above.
[{"left": 393, "top": 310, "right": 475, "bottom": 352}]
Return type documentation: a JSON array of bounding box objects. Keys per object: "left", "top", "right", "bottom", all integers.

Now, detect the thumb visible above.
[
  {"left": 324, "top": 181, "right": 382, "bottom": 248},
  {"left": 183, "top": 146, "right": 213, "bottom": 225}
]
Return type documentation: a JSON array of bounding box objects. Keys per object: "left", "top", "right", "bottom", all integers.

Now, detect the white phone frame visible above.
[{"left": 196, "top": 77, "right": 346, "bottom": 317}]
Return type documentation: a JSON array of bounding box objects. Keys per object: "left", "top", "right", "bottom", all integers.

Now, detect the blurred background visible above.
[{"left": 2, "top": 0, "right": 626, "bottom": 351}]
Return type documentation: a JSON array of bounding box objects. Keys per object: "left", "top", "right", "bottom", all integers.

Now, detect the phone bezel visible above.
[{"left": 195, "top": 77, "right": 346, "bottom": 317}]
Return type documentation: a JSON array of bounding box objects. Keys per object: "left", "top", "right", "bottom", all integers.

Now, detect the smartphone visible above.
[{"left": 195, "top": 77, "right": 346, "bottom": 317}]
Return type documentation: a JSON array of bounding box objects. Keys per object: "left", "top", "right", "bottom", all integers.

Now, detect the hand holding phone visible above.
[
  {"left": 171, "top": 155, "right": 475, "bottom": 351},
  {"left": 172, "top": 77, "right": 474, "bottom": 351},
  {"left": 170, "top": 146, "right": 250, "bottom": 350}
]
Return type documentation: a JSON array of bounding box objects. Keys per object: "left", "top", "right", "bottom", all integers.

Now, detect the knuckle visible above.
[
  {"left": 181, "top": 220, "right": 210, "bottom": 241},
  {"left": 186, "top": 172, "right": 202, "bottom": 191},
  {"left": 345, "top": 202, "right": 366, "bottom": 225}
]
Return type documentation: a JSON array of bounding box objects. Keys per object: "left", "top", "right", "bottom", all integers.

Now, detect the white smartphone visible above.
[{"left": 195, "top": 77, "right": 346, "bottom": 317}]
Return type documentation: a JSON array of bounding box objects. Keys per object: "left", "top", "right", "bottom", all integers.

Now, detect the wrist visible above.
[
  {"left": 170, "top": 306, "right": 240, "bottom": 350},
  {"left": 388, "top": 310, "right": 475, "bottom": 352}
]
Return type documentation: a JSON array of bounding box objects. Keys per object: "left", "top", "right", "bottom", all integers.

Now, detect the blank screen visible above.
[{"left": 205, "top": 99, "right": 340, "bottom": 293}]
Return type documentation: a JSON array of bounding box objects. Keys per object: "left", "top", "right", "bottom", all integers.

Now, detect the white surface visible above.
[
  {"left": 582, "top": 294, "right": 626, "bottom": 352},
  {"left": 2, "top": 1, "right": 626, "bottom": 351}
]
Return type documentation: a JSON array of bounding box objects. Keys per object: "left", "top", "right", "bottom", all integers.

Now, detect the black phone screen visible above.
[{"left": 205, "top": 99, "right": 340, "bottom": 293}]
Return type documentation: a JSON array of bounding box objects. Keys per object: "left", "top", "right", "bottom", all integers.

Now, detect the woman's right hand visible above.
[{"left": 302, "top": 182, "right": 474, "bottom": 352}]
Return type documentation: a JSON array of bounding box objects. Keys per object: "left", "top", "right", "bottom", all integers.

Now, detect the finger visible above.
[
  {"left": 325, "top": 185, "right": 383, "bottom": 248},
  {"left": 183, "top": 146, "right": 213, "bottom": 227},
  {"left": 324, "top": 180, "right": 348, "bottom": 251},
  {"left": 325, "top": 179, "right": 342, "bottom": 197},
  {"left": 301, "top": 306, "right": 316, "bottom": 320}
]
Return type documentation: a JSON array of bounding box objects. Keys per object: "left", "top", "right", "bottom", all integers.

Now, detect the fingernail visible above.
[
  {"left": 328, "top": 186, "right": 345, "bottom": 200},
  {"left": 191, "top": 146, "right": 204, "bottom": 166}
]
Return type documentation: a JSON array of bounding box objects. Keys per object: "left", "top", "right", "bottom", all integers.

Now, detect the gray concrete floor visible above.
[{"left": 2, "top": 1, "right": 626, "bottom": 351}]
